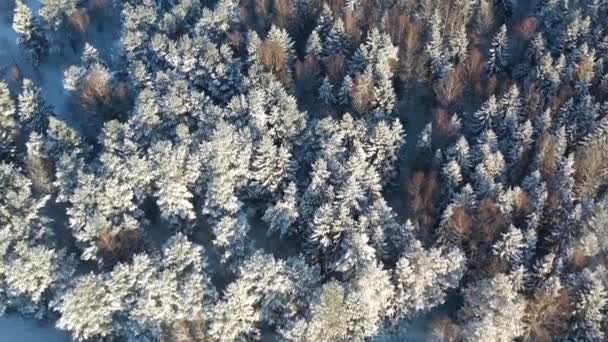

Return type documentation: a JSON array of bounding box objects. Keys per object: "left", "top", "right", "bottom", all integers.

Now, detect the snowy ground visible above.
[{"left": 0, "top": 315, "right": 68, "bottom": 342}]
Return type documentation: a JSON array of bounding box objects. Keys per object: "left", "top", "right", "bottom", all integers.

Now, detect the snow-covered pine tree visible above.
[
  {"left": 460, "top": 273, "right": 527, "bottom": 341},
  {"left": 18, "top": 79, "right": 49, "bottom": 135},
  {"left": 338, "top": 75, "right": 353, "bottom": 106},
  {"left": 203, "top": 122, "right": 252, "bottom": 217},
  {"left": 263, "top": 182, "right": 299, "bottom": 238},
  {"left": 488, "top": 25, "right": 509, "bottom": 74},
  {"left": 392, "top": 240, "right": 466, "bottom": 319},
  {"left": 13, "top": 0, "right": 49, "bottom": 63},
  {"left": 0, "top": 82, "right": 17, "bottom": 159},
  {"left": 324, "top": 18, "right": 348, "bottom": 57},
  {"left": 306, "top": 30, "right": 323, "bottom": 58},
  {"left": 319, "top": 76, "right": 336, "bottom": 106},
  {"left": 568, "top": 268, "right": 607, "bottom": 341}
]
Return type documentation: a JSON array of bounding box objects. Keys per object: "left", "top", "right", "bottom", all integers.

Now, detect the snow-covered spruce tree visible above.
[
  {"left": 210, "top": 252, "right": 319, "bottom": 341},
  {"left": 0, "top": 242, "right": 75, "bottom": 318},
  {"left": 286, "top": 262, "right": 392, "bottom": 342},
  {"left": 128, "top": 233, "right": 217, "bottom": 339},
  {"left": 25, "top": 133, "right": 54, "bottom": 194},
  {"left": 39, "top": 0, "right": 79, "bottom": 53},
  {"left": 319, "top": 76, "right": 336, "bottom": 106},
  {"left": 121, "top": 0, "right": 158, "bottom": 58},
  {"left": 212, "top": 212, "right": 252, "bottom": 266},
  {"left": 45, "top": 116, "right": 89, "bottom": 203},
  {"left": 366, "top": 119, "right": 404, "bottom": 182},
  {"left": 471, "top": 95, "right": 499, "bottom": 135},
  {"left": 324, "top": 18, "right": 348, "bottom": 57},
  {"left": 0, "top": 82, "right": 17, "bottom": 159},
  {"left": 18, "top": 79, "right": 49, "bottom": 135},
  {"left": 373, "top": 58, "right": 397, "bottom": 116},
  {"left": 251, "top": 135, "right": 295, "bottom": 198},
  {"left": 263, "top": 182, "right": 299, "bottom": 238},
  {"left": 359, "top": 28, "right": 398, "bottom": 115},
  {"left": 492, "top": 224, "right": 526, "bottom": 270},
  {"left": 460, "top": 273, "right": 527, "bottom": 341},
  {"left": 40, "top": 0, "right": 78, "bottom": 30},
  {"left": 56, "top": 233, "right": 216, "bottom": 341},
  {"left": 293, "top": 280, "right": 351, "bottom": 342},
  {"left": 568, "top": 267, "right": 607, "bottom": 341},
  {"left": 148, "top": 125, "right": 200, "bottom": 227},
  {"left": 449, "top": 24, "right": 469, "bottom": 63},
  {"left": 203, "top": 121, "right": 252, "bottom": 218},
  {"left": 0, "top": 163, "right": 50, "bottom": 244},
  {"left": 12, "top": 0, "right": 48, "bottom": 63},
  {"left": 55, "top": 274, "right": 126, "bottom": 341},
  {"left": 306, "top": 30, "right": 323, "bottom": 59},
  {"left": 488, "top": 25, "right": 509, "bottom": 74},
  {"left": 427, "top": 10, "right": 450, "bottom": 79},
  {"left": 245, "top": 72, "right": 307, "bottom": 144},
  {"left": 314, "top": 4, "right": 333, "bottom": 42},
  {"left": 0, "top": 163, "right": 74, "bottom": 317},
  {"left": 300, "top": 158, "right": 334, "bottom": 224},
  {"left": 338, "top": 75, "right": 353, "bottom": 106},
  {"left": 63, "top": 120, "right": 153, "bottom": 263},
  {"left": 392, "top": 240, "right": 466, "bottom": 319}
]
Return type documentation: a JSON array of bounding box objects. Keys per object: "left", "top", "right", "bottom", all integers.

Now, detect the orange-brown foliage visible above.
[
  {"left": 536, "top": 132, "right": 560, "bottom": 179},
  {"left": 401, "top": 16, "right": 422, "bottom": 53},
  {"left": 512, "top": 190, "right": 533, "bottom": 222},
  {"left": 254, "top": 0, "right": 271, "bottom": 18},
  {"left": 409, "top": 171, "right": 439, "bottom": 236},
  {"left": 272, "top": 0, "right": 295, "bottom": 28},
  {"left": 342, "top": 9, "right": 362, "bottom": 45},
  {"left": 523, "top": 83, "right": 546, "bottom": 120},
  {"left": 575, "top": 136, "right": 608, "bottom": 200},
  {"left": 446, "top": 205, "right": 474, "bottom": 243},
  {"left": 325, "top": 0, "right": 345, "bottom": 17},
  {"left": 80, "top": 69, "right": 112, "bottom": 114},
  {"left": 163, "top": 319, "right": 209, "bottom": 342},
  {"left": 389, "top": 12, "right": 425, "bottom": 86},
  {"left": 549, "top": 84, "right": 575, "bottom": 113},
  {"left": 476, "top": 198, "right": 508, "bottom": 243},
  {"left": 295, "top": 56, "right": 321, "bottom": 86},
  {"left": 326, "top": 53, "right": 346, "bottom": 83},
  {"left": 435, "top": 66, "right": 465, "bottom": 108},
  {"left": 463, "top": 48, "right": 486, "bottom": 85},
  {"left": 9, "top": 64, "right": 22, "bottom": 84},
  {"left": 567, "top": 248, "right": 590, "bottom": 273},
  {"left": 574, "top": 54, "right": 595, "bottom": 84},
  {"left": 484, "top": 74, "right": 498, "bottom": 97},
  {"left": 433, "top": 109, "right": 459, "bottom": 139},
  {"left": 385, "top": 7, "right": 409, "bottom": 47},
  {"left": 259, "top": 39, "right": 291, "bottom": 86},
  {"left": 350, "top": 72, "right": 374, "bottom": 114},
  {"left": 88, "top": 0, "right": 107, "bottom": 10},
  {"left": 96, "top": 229, "right": 141, "bottom": 263},
  {"left": 515, "top": 17, "right": 538, "bottom": 41},
  {"left": 523, "top": 289, "right": 571, "bottom": 342},
  {"left": 69, "top": 8, "right": 90, "bottom": 34}
]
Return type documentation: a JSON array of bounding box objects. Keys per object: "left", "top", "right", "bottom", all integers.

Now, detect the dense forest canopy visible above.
[{"left": 1, "top": 0, "right": 608, "bottom": 341}]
